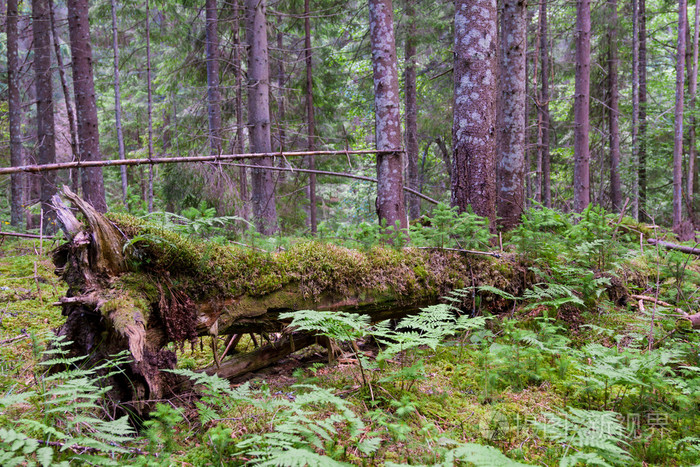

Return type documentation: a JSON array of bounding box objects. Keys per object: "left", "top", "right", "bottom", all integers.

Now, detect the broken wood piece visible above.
[
  {"left": 630, "top": 294, "right": 685, "bottom": 315},
  {"left": 647, "top": 238, "right": 700, "bottom": 256}
]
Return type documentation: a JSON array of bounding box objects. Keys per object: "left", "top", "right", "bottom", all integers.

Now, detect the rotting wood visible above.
[
  {"left": 48, "top": 190, "right": 528, "bottom": 410},
  {"left": 647, "top": 238, "right": 700, "bottom": 255}
]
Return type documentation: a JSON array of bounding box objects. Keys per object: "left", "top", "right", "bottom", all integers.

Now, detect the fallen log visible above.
[
  {"left": 647, "top": 238, "right": 700, "bottom": 255},
  {"left": 49, "top": 187, "right": 527, "bottom": 409}
]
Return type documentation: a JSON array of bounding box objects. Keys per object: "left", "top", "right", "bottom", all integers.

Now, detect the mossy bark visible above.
[{"left": 50, "top": 189, "right": 527, "bottom": 408}]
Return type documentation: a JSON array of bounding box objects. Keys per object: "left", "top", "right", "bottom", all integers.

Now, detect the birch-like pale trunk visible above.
[
  {"left": 246, "top": 0, "right": 278, "bottom": 234},
  {"left": 452, "top": 0, "right": 497, "bottom": 223},
  {"left": 673, "top": 0, "right": 687, "bottom": 228},
  {"left": 304, "top": 0, "right": 317, "bottom": 233},
  {"left": 573, "top": 0, "right": 591, "bottom": 212},
  {"left": 497, "top": 0, "right": 527, "bottom": 230},
  {"left": 66, "top": 0, "right": 108, "bottom": 212},
  {"left": 608, "top": 0, "right": 622, "bottom": 211},
  {"left": 109, "top": 0, "right": 128, "bottom": 206},
  {"left": 405, "top": 0, "right": 420, "bottom": 221},
  {"left": 7, "top": 0, "right": 24, "bottom": 226},
  {"left": 369, "top": 0, "right": 406, "bottom": 231}
]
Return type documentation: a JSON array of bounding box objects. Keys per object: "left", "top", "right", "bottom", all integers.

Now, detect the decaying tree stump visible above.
[{"left": 50, "top": 187, "right": 528, "bottom": 410}]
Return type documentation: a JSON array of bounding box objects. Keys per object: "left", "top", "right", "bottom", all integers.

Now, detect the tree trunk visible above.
[
  {"left": 538, "top": 0, "right": 551, "bottom": 208},
  {"left": 573, "top": 0, "right": 591, "bottom": 213},
  {"left": 146, "top": 0, "right": 154, "bottom": 213},
  {"left": 7, "top": 0, "right": 24, "bottom": 226},
  {"left": 639, "top": 0, "right": 648, "bottom": 221},
  {"left": 34, "top": 0, "right": 57, "bottom": 233},
  {"left": 452, "top": 0, "right": 497, "bottom": 223},
  {"left": 688, "top": 0, "right": 699, "bottom": 223},
  {"left": 304, "top": 0, "right": 317, "bottom": 233},
  {"left": 50, "top": 188, "right": 526, "bottom": 405},
  {"left": 66, "top": 0, "right": 107, "bottom": 213},
  {"left": 49, "top": 0, "right": 79, "bottom": 174},
  {"left": 405, "top": 0, "right": 420, "bottom": 221},
  {"left": 246, "top": 0, "right": 278, "bottom": 234},
  {"left": 109, "top": 0, "right": 128, "bottom": 207},
  {"left": 233, "top": 0, "right": 248, "bottom": 221},
  {"left": 632, "top": 0, "right": 640, "bottom": 219},
  {"left": 608, "top": 0, "right": 622, "bottom": 211},
  {"left": 497, "top": 0, "right": 527, "bottom": 230},
  {"left": 205, "top": 0, "right": 223, "bottom": 155},
  {"left": 673, "top": 0, "right": 687, "bottom": 229},
  {"left": 369, "top": 0, "right": 406, "bottom": 232}
]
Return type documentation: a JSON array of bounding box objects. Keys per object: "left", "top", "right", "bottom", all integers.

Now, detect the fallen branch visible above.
[
  {"left": 647, "top": 238, "right": 700, "bottom": 255},
  {"left": 0, "top": 231, "right": 44, "bottom": 239},
  {"left": 222, "top": 163, "right": 439, "bottom": 205},
  {"left": 413, "top": 246, "right": 501, "bottom": 258},
  {"left": 630, "top": 294, "right": 684, "bottom": 315},
  {"left": 0, "top": 149, "right": 403, "bottom": 176}
]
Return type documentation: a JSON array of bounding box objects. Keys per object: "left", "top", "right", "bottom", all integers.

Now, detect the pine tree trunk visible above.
[
  {"left": 34, "top": 0, "right": 57, "bottom": 233},
  {"left": 632, "top": 0, "right": 640, "bottom": 219},
  {"left": 146, "top": 0, "right": 154, "bottom": 213},
  {"left": 405, "top": 0, "right": 420, "bottom": 221},
  {"left": 233, "top": 0, "right": 249, "bottom": 221},
  {"left": 7, "top": 0, "right": 24, "bottom": 226},
  {"left": 109, "top": 0, "right": 128, "bottom": 207},
  {"left": 573, "top": 0, "right": 591, "bottom": 213},
  {"left": 369, "top": 0, "right": 406, "bottom": 232},
  {"left": 452, "top": 0, "right": 497, "bottom": 223},
  {"left": 497, "top": 0, "right": 527, "bottom": 230},
  {"left": 538, "top": 0, "right": 551, "bottom": 208},
  {"left": 673, "top": 0, "right": 687, "bottom": 228},
  {"left": 66, "top": 0, "right": 107, "bottom": 213},
  {"left": 608, "top": 0, "right": 622, "bottom": 211},
  {"left": 205, "top": 0, "right": 222, "bottom": 155},
  {"left": 639, "top": 0, "right": 648, "bottom": 221},
  {"left": 246, "top": 0, "right": 278, "bottom": 234},
  {"left": 304, "top": 0, "right": 317, "bottom": 233}
]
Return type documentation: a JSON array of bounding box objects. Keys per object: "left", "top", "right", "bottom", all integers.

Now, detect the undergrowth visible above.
[{"left": 1, "top": 205, "right": 700, "bottom": 465}]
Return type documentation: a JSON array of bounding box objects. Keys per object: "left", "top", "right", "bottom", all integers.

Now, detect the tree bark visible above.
[
  {"left": 146, "top": 0, "right": 154, "bottom": 213},
  {"left": 369, "top": 0, "right": 406, "bottom": 231},
  {"left": 49, "top": 0, "right": 79, "bottom": 174},
  {"left": 304, "top": 0, "right": 317, "bottom": 233},
  {"left": 246, "top": 0, "right": 278, "bottom": 234},
  {"left": 34, "top": 0, "right": 57, "bottom": 233},
  {"left": 405, "top": 0, "right": 420, "bottom": 221},
  {"left": 688, "top": 0, "right": 700, "bottom": 222},
  {"left": 205, "top": 0, "right": 223, "bottom": 155},
  {"left": 109, "top": 0, "right": 128, "bottom": 207},
  {"left": 452, "top": 0, "right": 497, "bottom": 223},
  {"left": 7, "top": 0, "right": 24, "bottom": 226},
  {"left": 673, "top": 0, "right": 687, "bottom": 229},
  {"left": 632, "top": 0, "right": 640, "bottom": 219},
  {"left": 538, "top": 0, "right": 551, "bottom": 208},
  {"left": 639, "top": 0, "right": 648, "bottom": 221},
  {"left": 233, "top": 0, "right": 249, "bottom": 221},
  {"left": 608, "top": 0, "right": 622, "bottom": 211},
  {"left": 497, "top": 0, "right": 527, "bottom": 229},
  {"left": 573, "top": 0, "right": 591, "bottom": 213},
  {"left": 66, "top": 0, "right": 107, "bottom": 213}
]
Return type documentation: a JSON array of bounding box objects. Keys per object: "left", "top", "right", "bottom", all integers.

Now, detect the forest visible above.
[{"left": 1, "top": 0, "right": 700, "bottom": 465}]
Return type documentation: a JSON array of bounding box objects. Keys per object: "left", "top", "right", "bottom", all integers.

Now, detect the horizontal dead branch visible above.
[
  {"left": 648, "top": 238, "right": 700, "bottom": 255},
  {"left": 0, "top": 231, "right": 44, "bottom": 239},
  {"left": 0, "top": 149, "right": 403, "bottom": 176},
  {"left": 630, "top": 294, "right": 685, "bottom": 315},
  {"left": 413, "top": 246, "right": 501, "bottom": 258}
]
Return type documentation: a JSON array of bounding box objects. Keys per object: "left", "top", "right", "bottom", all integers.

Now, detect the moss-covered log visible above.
[{"left": 50, "top": 187, "right": 528, "bottom": 408}]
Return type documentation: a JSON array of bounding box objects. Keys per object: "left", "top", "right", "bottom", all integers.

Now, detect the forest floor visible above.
[{"left": 1, "top": 205, "right": 700, "bottom": 466}]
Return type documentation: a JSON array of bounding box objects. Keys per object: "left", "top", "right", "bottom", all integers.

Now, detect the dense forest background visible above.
[{"left": 0, "top": 0, "right": 698, "bottom": 233}]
